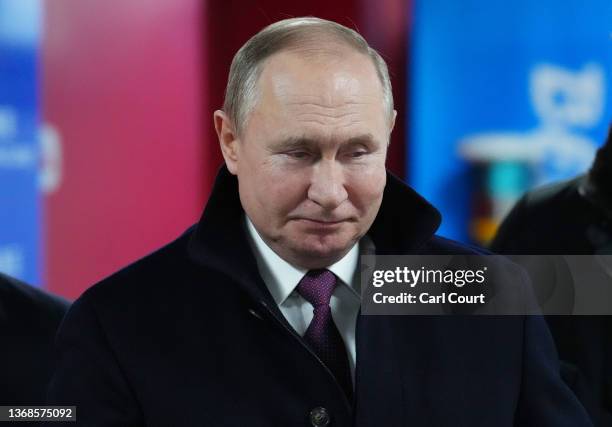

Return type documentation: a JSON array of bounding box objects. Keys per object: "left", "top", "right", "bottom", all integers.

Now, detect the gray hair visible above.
[{"left": 223, "top": 17, "right": 394, "bottom": 135}]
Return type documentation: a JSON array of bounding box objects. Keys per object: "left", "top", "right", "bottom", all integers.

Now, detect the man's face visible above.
[{"left": 217, "top": 48, "right": 394, "bottom": 269}]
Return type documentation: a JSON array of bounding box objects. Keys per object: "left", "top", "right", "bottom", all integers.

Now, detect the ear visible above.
[{"left": 214, "top": 110, "right": 239, "bottom": 175}]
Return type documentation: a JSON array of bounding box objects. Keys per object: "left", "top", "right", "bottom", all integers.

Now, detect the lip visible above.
[
  {"left": 294, "top": 218, "right": 347, "bottom": 225},
  {"left": 292, "top": 218, "right": 349, "bottom": 230}
]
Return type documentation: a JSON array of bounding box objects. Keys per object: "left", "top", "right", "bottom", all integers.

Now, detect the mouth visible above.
[
  {"left": 302, "top": 218, "right": 344, "bottom": 224},
  {"left": 292, "top": 218, "right": 350, "bottom": 229}
]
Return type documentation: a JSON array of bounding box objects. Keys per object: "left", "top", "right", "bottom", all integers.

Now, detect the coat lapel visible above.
[{"left": 354, "top": 171, "right": 442, "bottom": 425}]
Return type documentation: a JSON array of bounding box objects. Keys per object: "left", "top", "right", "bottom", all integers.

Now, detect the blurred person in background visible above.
[
  {"left": 491, "top": 124, "right": 612, "bottom": 425},
  {"left": 0, "top": 273, "right": 69, "bottom": 409},
  {"left": 45, "top": 17, "right": 592, "bottom": 426},
  {"left": 493, "top": 123, "right": 612, "bottom": 253}
]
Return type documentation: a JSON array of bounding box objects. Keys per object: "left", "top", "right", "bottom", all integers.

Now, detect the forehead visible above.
[
  {"left": 261, "top": 48, "right": 383, "bottom": 104},
  {"left": 247, "top": 48, "right": 388, "bottom": 142}
]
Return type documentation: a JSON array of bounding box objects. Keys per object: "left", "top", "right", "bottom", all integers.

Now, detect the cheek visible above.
[
  {"left": 253, "top": 166, "right": 308, "bottom": 215},
  {"left": 349, "top": 167, "right": 386, "bottom": 210}
]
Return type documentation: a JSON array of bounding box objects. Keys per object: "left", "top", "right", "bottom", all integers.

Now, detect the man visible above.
[
  {"left": 47, "top": 18, "right": 592, "bottom": 426},
  {"left": 491, "top": 125, "right": 612, "bottom": 426},
  {"left": 0, "top": 273, "right": 69, "bottom": 407}
]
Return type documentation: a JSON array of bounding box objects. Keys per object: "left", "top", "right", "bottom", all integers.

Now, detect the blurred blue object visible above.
[
  {"left": 0, "top": 0, "right": 42, "bottom": 285},
  {"left": 409, "top": 0, "right": 612, "bottom": 243},
  {"left": 0, "top": 0, "right": 41, "bottom": 45}
]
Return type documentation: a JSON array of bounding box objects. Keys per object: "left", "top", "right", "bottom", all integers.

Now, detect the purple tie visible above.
[{"left": 297, "top": 269, "right": 353, "bottom": 400}]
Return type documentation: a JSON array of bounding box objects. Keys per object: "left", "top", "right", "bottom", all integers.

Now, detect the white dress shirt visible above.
[{"left": 245, "top": 216, "right": 361, "bottom": 381}]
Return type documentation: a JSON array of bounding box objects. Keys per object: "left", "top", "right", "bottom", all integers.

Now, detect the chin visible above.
[{"left": 290, "top": 237, "right": 354, "bottom": 268}]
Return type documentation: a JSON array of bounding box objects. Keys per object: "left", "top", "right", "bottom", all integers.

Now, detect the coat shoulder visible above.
[
  {"left": 521, "top": 176, "right": 582, "bottom": 210},
  {"left": 79, "top": 226, "right": 198, "bottom": 308},
  {"left": 421, "top": 235, "right": 491, "bottom": 255},
  {"left": 0, "top": 273, "right": 70, "bottom": 327}
]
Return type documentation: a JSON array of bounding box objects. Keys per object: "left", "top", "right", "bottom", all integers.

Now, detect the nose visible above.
[{"left": 307, "top": 160, "right": 348, "bottom": 210}]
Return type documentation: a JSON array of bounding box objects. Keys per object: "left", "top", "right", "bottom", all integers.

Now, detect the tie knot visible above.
[{"left": 297, "top": 269, "right": 337, "bottom": 307}]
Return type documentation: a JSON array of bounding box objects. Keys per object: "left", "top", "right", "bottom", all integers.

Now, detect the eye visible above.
[
  {"left": 285, "top": 151, "right": 311, "bottom": 160},
  {"left": 349, "top": 150, "right": 368, "bottom": 159}
]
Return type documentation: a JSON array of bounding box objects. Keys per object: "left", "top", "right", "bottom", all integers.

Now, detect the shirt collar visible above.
[{"left": 245, "top": 215, "right": 359, "bottom": 306}]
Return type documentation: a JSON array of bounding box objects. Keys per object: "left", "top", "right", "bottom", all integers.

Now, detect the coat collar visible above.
[{"left": 187, "top": 165, "right": 441, "bottom": 300}]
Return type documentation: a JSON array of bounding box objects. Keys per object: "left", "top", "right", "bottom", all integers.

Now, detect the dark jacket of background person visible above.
[
  {"left": 44, "top": 167, "right": 592, "bottom": 427},
  {"left": 491, "top": 129, "right": 612, "bottom": 426},
  {"left": 0, "top": 273, "right": 70, "bottom": 408}
]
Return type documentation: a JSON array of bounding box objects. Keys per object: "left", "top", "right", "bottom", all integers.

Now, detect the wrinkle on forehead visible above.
[
  {"left": 293, "top": 108, "right": 361, "bottom": 120},
  {"left": 283, "top": 98, "right": 383, "bottom": 111},
  {"left": 283, "top": 96, "right": 384, "bottom": 129},
  {"left": 291, "top": 115, "right": 364, "bottom": 130}
]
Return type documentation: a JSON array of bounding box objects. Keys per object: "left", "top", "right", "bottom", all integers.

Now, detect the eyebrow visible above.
[{"left": 269, "top": 133, "right": 378, "bottom": 152}]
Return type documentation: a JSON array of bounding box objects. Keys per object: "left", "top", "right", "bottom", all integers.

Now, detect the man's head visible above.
[{"left": 214, "top": 17, "right": 396, "bottom": 269}]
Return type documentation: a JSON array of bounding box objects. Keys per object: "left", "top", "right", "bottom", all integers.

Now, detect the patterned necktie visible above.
[{"left": 297, "top": 269, "right": 353, "bottom": 400}]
